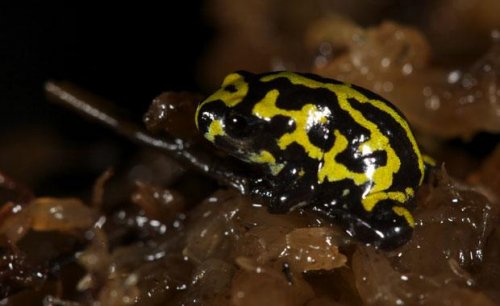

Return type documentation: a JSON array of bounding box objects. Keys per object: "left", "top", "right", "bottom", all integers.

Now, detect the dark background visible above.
[
  {"left": 0, "top": 2, "right": 211, "bottom": 126},
  {"left": 0, "top": 2, "right": 212, "bottom": 195}
]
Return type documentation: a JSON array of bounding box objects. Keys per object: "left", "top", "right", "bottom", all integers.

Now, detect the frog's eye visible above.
[{"left": 225, "top": 112, "right": 252, "bottom": 138}]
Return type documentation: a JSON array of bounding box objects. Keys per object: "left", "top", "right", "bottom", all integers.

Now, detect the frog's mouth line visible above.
[{"left": 214, "top": 135, "right": 256, "bottom": 159}]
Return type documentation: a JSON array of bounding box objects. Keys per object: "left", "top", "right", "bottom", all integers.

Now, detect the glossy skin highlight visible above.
[{"left": 196, "top": 71, "right": 430, "bottom": 249}]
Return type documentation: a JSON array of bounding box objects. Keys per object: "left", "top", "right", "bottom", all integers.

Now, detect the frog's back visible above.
[{"left": 254, "top": 71, "right": 426, "bottom": 193}]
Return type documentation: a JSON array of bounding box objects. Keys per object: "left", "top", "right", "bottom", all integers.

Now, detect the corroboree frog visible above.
[{"left": 195, "top": 71, "right": 432, "bottom": 249}]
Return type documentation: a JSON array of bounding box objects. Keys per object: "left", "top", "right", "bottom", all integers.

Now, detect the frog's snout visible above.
[{"left": 195, "top": 104, "right": 209, "bottom": 133}]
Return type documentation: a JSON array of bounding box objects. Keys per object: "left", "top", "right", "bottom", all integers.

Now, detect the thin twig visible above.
[{"left": 44, "top": 81, "right": 250, "bottom": 194}]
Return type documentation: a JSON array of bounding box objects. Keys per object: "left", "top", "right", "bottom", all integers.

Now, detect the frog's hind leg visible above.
[{"left": 321, "top": 201, "right": 414, "bottom": 250}]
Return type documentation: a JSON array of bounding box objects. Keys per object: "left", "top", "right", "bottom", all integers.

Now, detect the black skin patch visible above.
[
  {"left": 280, "top": 142, "right": 314, "bottom": 164},
  {"left": 224, "top": 84, "right": 237, "bottom": 93},
  {"left": 307, "top": 119, "right": 335, "bottom": 151},
  {"left": 266, "top": 79, "right": 317, "bottom": 111},
  {"left": 336, "top": 147, "right": 388, "bottom": 174},
  {"left": 269, "top": 115, "right": 296, "bottom": 137}
]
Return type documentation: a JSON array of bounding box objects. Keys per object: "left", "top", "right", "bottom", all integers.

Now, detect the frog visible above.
[{"left": 196, "top": 71, "right": 432, "bottom": 249}]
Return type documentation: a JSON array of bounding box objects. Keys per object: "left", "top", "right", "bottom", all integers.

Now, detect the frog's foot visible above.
[
  {"left": 249, "top": 177, "right": 276, "bottom": 202},
  {"left": 250, "top": 178, "right": 314, "bottom": 214},
  {"left": 332, "top": 204, "right": 414, "bottom": 250}
]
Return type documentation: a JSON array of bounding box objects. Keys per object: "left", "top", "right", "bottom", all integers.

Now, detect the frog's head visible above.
[{"left": 196, "top": 72, "right": 285, "bottom": 173}]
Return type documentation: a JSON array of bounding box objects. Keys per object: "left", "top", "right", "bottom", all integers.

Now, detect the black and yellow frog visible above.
[{"left": 196, "top": 71, "right": 432, "bottom": 249}]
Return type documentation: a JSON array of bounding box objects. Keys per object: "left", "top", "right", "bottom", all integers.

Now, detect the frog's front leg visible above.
[{"left": 249, "top": 163, "right": 316, "bottom": 214}]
